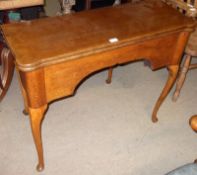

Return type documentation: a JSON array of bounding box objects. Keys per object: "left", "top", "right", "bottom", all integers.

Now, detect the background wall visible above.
[
  {"left": 44, "top": 0, "right": 115, "bottom": 16},
  {"left": 44, "top": 0, "right": 60, "bottom": 16}
]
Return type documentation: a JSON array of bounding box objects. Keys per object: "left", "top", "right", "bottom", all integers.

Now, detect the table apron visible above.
[{"left": 19, "top": 31, "right": 189, "bottom": 108}]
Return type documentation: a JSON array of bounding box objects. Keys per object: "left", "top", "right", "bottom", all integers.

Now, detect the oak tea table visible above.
[{"left": 0, "top": 0, "right": 196, "bottom": 171}]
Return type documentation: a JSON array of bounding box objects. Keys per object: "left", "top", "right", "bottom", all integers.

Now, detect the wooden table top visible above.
[{"left": 1, "top": 0, "right": 195, "bottom": 71}]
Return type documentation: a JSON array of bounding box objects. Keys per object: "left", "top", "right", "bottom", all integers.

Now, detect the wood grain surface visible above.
[{"left": 1, "top": 0, "right": 195, "bottom": 71}]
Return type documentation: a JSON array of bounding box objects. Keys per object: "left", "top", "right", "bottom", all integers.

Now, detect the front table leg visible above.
[
  {"left": 28, "top": 105, "right": 48, "bottom": 172},
  {"left": 152, "top": 65, "right": 179, "bottom": 122}
]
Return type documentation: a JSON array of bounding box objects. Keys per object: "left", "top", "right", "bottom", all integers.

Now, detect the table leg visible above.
[
  {"left": 106, "top": 67, "right": 113, "bottom": 84},
  {"left": 28, "top": 105, "right": 48, "bottom": 172},
  {"left": 152, "top": 65, "right": 179, "bottom": 122},
  {"left": 16, "top": 69, "right": 29, "bottom": 115}
]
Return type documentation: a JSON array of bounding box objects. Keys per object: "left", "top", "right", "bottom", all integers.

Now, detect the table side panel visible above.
[
  {"left": 44, "top": 32, "right": 185, "bottom": 103},
  {"left": 19, "top": 69, "right": 47, "bottom": 108}
]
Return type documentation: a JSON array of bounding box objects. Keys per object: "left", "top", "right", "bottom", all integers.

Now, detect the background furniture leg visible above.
[
  {"left": 152, "top": 65, "right": 179, "bottom": 122},
  {"left": 172, "top": 54, "right": 191, "bottom": 101},
  {"left": 106, "top": 67, "right": 113, "bottom": 84},
  {"left": 0, "top": 47, "right": 15, "bottom": 102},
  {"left": 189, "top": 114, "right": 197, "bottom": 163},
  {"left": 190, "top": 115, "right": 197, "bottom": 132},
  {"left": 29, "top": 105, "right": 48, "bottom": 172}
]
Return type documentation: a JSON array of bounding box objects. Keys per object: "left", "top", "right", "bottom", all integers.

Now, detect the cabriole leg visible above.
[
  {"left": 28, "top": 105, "right": 48, "bottom": 172},
  {"left": 152, "top": 65, "right": 179, "bottom": 122}
]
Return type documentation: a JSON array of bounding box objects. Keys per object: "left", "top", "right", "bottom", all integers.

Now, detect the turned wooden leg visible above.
[
  {"left": 152, "top": 65, "right": 179, "bottom": 122},
  {"left": 172, "top": 54, "right": 191, "bottom": 102},
  {"left": 29, "top": 105, "right": 48, "bottom": 172},
  {"left": 106, "top": 68, "right": 113, "bottom": 84},
  {"left": 0, "top": 47, "right": 15, "bottom": 102}
]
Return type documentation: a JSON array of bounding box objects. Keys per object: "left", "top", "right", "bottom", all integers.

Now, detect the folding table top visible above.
[{"left": 1, "top": 0, "right": 195, "bottom": 71}]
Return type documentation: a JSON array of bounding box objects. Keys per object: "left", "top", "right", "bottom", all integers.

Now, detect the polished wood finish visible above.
[
  {"left": 152, "top": 65, "right": 179, "bottom": 122},
  {"left": 84, "top": 0, "right": 131, "bottom": 83},
  {"left": 163, "top": 0, "right": 197, "bottom": 101},
  {"left": 1, "top": 0, "right": 195, "bottom": 171},
  {"left": 29, "top": 105, "right": 48, "bottom": 171},
  {"left": 105, "top": 0, "right": 136, "bottom": 84}
]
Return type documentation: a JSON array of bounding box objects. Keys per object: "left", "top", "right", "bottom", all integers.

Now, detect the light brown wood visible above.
[
  {"left": 84, "top": 0, "right": 133, "bottom": 84},
  {"left": 16, "top": 68, "right": 29, "bottom": 115},
  {"left": 0, "top": 0, "right": 44, "bottom": 10},
  {"left": 2, "top": 4, "right": 195, "bottom": 70},
  {"left": 163, "top": 0, "right": 197, "bottom": 101},
  {"left": 28, "top": 105, "right": 48, "bottom": 172},
  {"left": 152, "top": 65, "right": 179, "bottom": 122},
  {"left": 105, "top": 0, "right": 140, "bottom": 84},
  {"left": 1, "top": 0, "right": 195, "bottom": 171}
]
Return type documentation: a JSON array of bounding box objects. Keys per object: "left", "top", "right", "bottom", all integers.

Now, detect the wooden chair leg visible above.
[
  {"left": 189, "top": 63, "right": 197, "bottom": 69},
  {"left": 106, "top": 67, "right": 113, "bottom": 84},
  {"left": 172, "top": 54, "right": 192, "bottom": 102},
  {"left": 0, "top": 47, "right": 15, "bottom": 102}
]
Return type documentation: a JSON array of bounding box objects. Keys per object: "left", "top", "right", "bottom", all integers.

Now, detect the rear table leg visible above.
[{"left": 106, "top": 67, "right": 113, "bottom": 84}]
